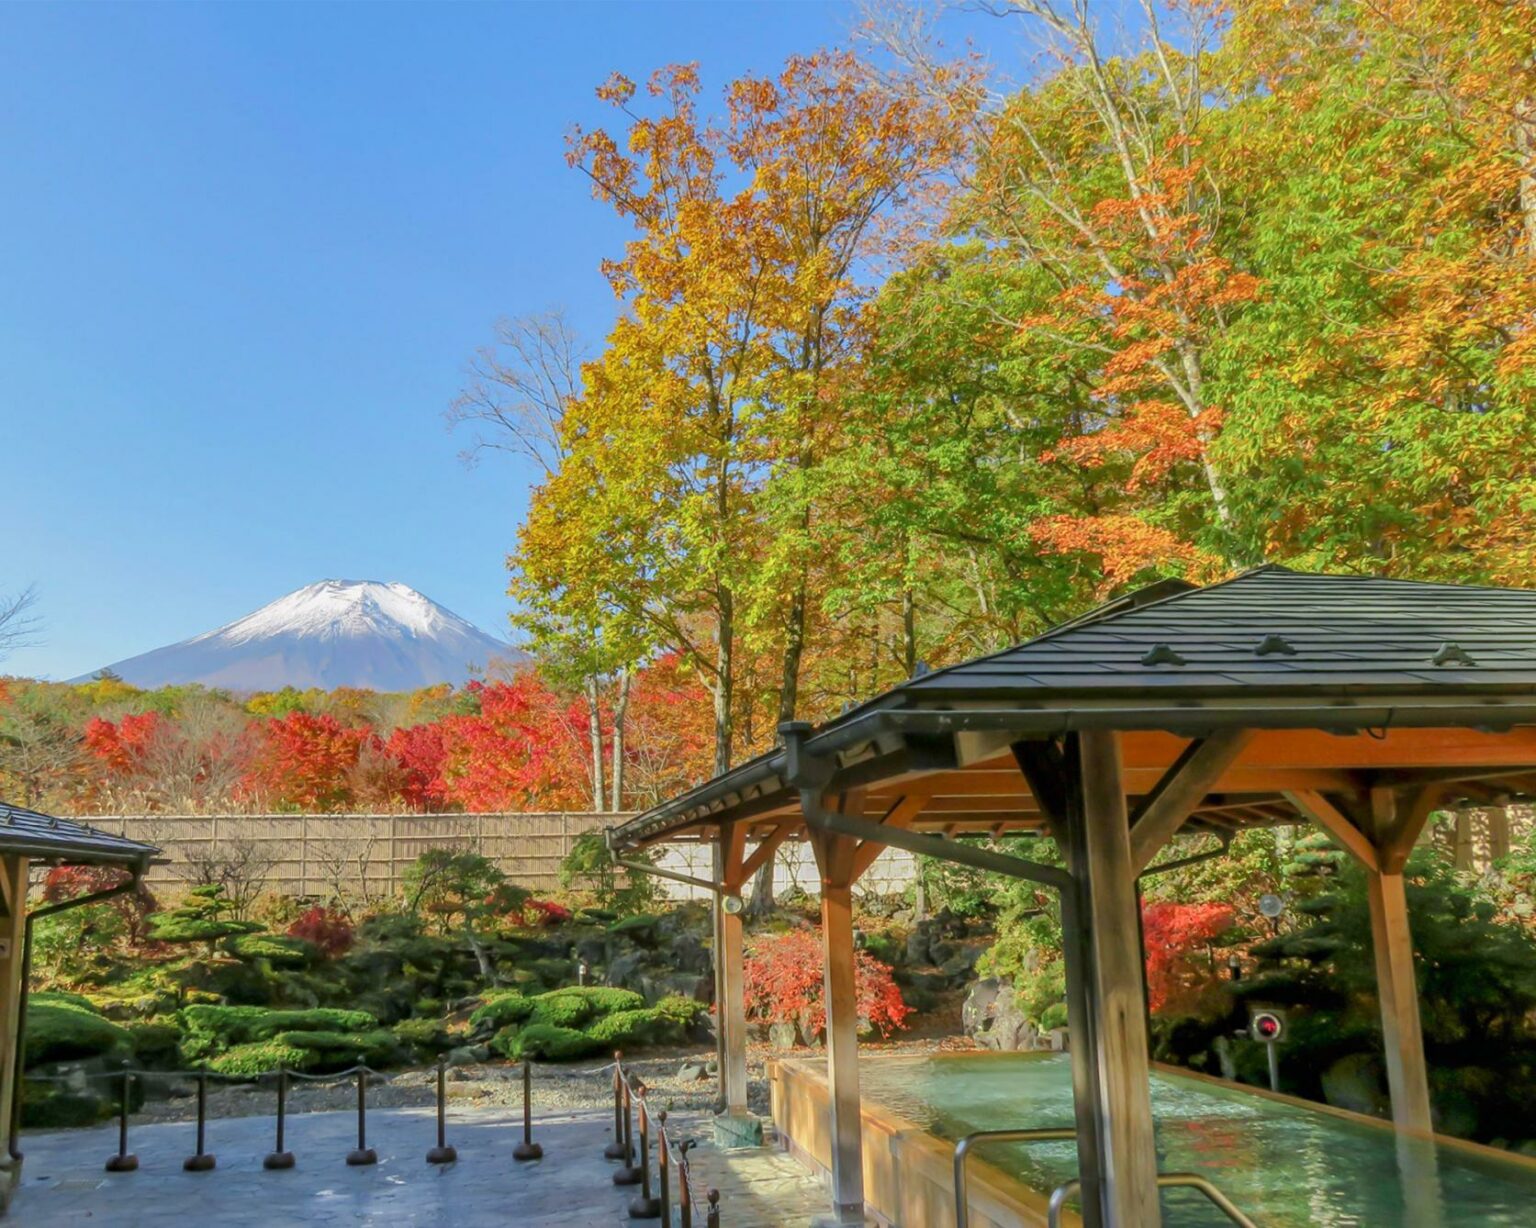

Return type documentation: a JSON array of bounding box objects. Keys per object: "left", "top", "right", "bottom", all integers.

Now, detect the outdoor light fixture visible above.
[
  {"left": 721, "top": 894, "right": 744, "bottom": 916},
  {"left": 1250, "top": 1009, "right": 1287, "bottom": 1092}
]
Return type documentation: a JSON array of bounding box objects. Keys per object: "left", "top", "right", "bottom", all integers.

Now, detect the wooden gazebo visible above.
[
  {"left": 607, "top": 566, "right": 1536, "bottom": 1227},
  {"left": 0, "top": 803, "right": 157, "bottom": 1213}
]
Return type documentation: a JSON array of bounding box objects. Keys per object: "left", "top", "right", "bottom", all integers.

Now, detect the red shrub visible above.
[
  {"left": 1142, "top": 901, "right": 1234, "bottom": 1016},
  {"left": 523, "top": 899, "right": 572, "bottom": 926},
  {"left": 743, "top": 928, "right": 912, "bottom": 1040},
  {"left": 286, "top": 905, "right": 355, "bottom": 957}
]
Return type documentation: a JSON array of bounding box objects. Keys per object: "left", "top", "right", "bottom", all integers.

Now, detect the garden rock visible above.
[
  {"left": 678, "top": 1062, "right": 709, "bottom": 1081},
  {"left": 1320, "top": 1053, "right": 1387, "bottom": 1117},
  {"left": 768, "top": 1022, "right": 798, "bottom": 1051},
  {"left": 963, "top": 980, "right": 1038, "bottom": 1052}
]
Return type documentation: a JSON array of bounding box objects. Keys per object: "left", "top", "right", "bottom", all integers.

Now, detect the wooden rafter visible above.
[
  {"left": 1128, "top": 729, "right": 1254, "bottom": 871},
  {"left": 1284, "top": 789, "right": 1380, "bottom": 872},
  {"left": 849, "top": 795, "right": 928, "bottom": 881},
  {"left": 736, "top": 823, "right": 792, "bottom": 888}
]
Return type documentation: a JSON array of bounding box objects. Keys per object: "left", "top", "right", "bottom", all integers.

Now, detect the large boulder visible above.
[
  {"left": 1320, "top": 1053, "right": 1388, "bottom": 1117},
  {"left": 963, "top": 979, "right": 1038, "bottom": 1052}
]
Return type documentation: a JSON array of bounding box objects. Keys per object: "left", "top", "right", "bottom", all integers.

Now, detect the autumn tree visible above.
[
  {"left": 873, "top": 1, "right": 1258, "bottom": 583},
  {"left": 453, "top": 308, "right": 644, "bottom": 812}
]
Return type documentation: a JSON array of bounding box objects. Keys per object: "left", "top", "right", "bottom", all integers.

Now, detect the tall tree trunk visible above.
[
  {"left": 778, "top": 581, "right": 806, "bottom": 725},
  {"left": 585, "top": 677, "right": 606, "bottom": 813},
  {"left": 713, "top": 590, "right": 734, "bottom": 777},
  {"left": 902, "top": 586, "right": 917, "bottom": 678},
  {"left": 1518, "top": 88, "right": 1536, "bottom": 259},
  {"left": 609, "top": 667, "right": 631, "bottom": 812}
]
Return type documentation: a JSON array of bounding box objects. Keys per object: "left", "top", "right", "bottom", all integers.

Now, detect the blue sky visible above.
[{"left": 0, "top": 1, "right": 1045, "bottom": 681}]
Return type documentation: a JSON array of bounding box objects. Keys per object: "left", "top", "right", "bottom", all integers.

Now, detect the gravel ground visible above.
[{"left": 115, "top": 1036, "right": 971, "bottom": 1132}]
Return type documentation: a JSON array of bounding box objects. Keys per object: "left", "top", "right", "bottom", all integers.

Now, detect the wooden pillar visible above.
[
  {"left": 716, "top": 824, "right": 750, "bottom": 1117},
  {"left": 719, "top": 900, "right": 749, "bottom": 1114},
  {"left": 1367, "top": 867, "right": 1433, "bottom": 1133},
  {"left": 1078, "top": 729, "right": 1162, "bottom": 1227},
  {"left": 1369, "top": 786, "right": 1435, "bottom": 1136},
  {"left": 1293, "top": 786, "right": 1437, "bottom": 1136},
  {"left": 0, "top": 854, "right": 29, "bottom": 1201},
  {"left": 810, "top": 825, "right": 864, "bottom": 1224}
]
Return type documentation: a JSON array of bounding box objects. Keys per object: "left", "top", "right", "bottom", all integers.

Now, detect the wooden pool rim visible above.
[{"left": 768, "top": 1051, "right": 1536, "bottom": 1228}]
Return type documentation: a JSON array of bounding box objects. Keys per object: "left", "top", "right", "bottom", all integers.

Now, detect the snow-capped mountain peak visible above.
[{"left": 82, "top": 581, "right": 517, "bottom": 692}]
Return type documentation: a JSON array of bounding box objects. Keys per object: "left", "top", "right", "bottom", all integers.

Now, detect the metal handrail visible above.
[
  {"left": 953, "top": 1127, "right": 1077, "bottom": 1228},
  {"left": 1046, "top": 1172, "right": 1259, "bottom": 1228}
]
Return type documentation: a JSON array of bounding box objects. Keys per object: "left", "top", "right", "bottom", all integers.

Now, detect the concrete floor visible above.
[{"left": 11, "top": 1106, "right": 831, "bottom": 1227}]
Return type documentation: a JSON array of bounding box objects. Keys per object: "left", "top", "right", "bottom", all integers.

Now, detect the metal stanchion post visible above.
[
  {"left": 183, "top": 1070, "right": 216, "bottom": 1171},
  {"left": 613, "top": 1072, "right": 641, "bottom": 1185},
  {"left": 104, "top": 1061, "right": 138, "bottom": 1172},
  {"left": 347, "top": 1062, "right": 379, "bottom": 1166},
  {"left": 604, "top": 1052, "right": 628, "bottom": 1160},
  {"left": 657, "top": 1111, "right": 672, "bottom": 1226},
  {"left": 678, "top": 1139, "right": 697, "bottom": 1228},
  {"left": 426, "top": 1058, "right": 457, "bottom": 1164},
  {"left": 706, "top": 1188, "right": 721, "bottom": 1228},
  {"left": 264, "top": 1065, "right": 296, "bottom": 1169},
  {"left": 513, "top": 1059, "right": 543, "bottom": 1161},
  {"left": 627, "top": 1091, "right": 661, "bottom": 1219}
]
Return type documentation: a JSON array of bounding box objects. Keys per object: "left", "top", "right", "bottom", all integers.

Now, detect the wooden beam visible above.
[
  {"left": 1129, "top": 729, "right": 1254, "bottom": 872},
  {"left": 1371, "top": 784, "right": 1443, "bottom": 873},
  {"left": 719, "top": 820, "right": 748, "bottom": 891},
  {"left": 1077, "top": 730, "right": 1163, "bottom": 1227},
  {"left": 849, "top": 795, "right": 928, "bottom": 881},
  {"left": 1284, "top": 790, "right": 1380, "bottom": 872}
]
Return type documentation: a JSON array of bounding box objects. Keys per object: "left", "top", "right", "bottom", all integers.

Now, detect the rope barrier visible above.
[{"left": 608, "top": 1056, "right": 720, "bottom": 1224}]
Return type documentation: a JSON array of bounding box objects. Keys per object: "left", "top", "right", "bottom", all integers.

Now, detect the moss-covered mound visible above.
[{"left": 181, "top": 1004, "right": 381, "bottom": 1064}]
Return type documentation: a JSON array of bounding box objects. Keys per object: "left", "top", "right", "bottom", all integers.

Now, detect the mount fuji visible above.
[{"left": 82, "top": 581, "right": 519, "bottom": 692}]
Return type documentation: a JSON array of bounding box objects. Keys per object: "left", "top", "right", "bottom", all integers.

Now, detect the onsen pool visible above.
[{"left": 768, "top": 1052, "right": 1536, "bottom": 1227}]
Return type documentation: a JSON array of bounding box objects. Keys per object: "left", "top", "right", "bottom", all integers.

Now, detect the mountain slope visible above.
[{"left": 84, "top": 581, "right": 517, "bottom": 692}]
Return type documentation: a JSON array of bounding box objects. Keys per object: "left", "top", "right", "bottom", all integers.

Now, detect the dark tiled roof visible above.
[
  {"left": 0, "top": 802, "right": 159, "bottom": 866},
  {"left": 902, "top": 566, "right": 1536, "bottom": 699}
]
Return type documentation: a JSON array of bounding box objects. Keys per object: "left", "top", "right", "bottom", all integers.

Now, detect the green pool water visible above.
[{"left": 843, "top": 1053, "right": 1536, "bottom": 1226}]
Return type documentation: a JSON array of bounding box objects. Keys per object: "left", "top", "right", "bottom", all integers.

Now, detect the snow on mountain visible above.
[{"left": 82, "top": 581, "right": 519, "bottom": 692}]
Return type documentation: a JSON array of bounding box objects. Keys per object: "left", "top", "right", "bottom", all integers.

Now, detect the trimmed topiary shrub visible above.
[
  {"left": 127, "top": 1021, "right": 183, "bottom": 1069},
  {"left": 491, "top": 1022, "right": 600, "bottom": 1062},
  {"left": 469, "top": 992, "right": 535, "bottom": 1031},
  {"left": 585, "top": 1008, "right": 665, "bottom": 1048},
  {"left": 228, "top": 933, "right": 316, "bottom": 967},
  {"left": 528, "top": 986, "right": 644, "bottom": 1029},
  {"left": 273, "top": 1028, "right": 400, "bottom": 1069},
  {"left": 207, "top": 1040, "right": 310, "bottom": 1076},
  {"left": 529, "top": 992, "right": 593, "bottom": 1029},
  {"left": 25, "top": 998, "right": 131, "bottom": 1067},
  {"left": 391, "top": 1017, "right": 452, "bottom": 1057}
]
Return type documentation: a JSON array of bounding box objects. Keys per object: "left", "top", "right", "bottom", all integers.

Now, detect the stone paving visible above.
[{"left": 11, "top": 1106, "right": 832, "bottom": 1227}]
